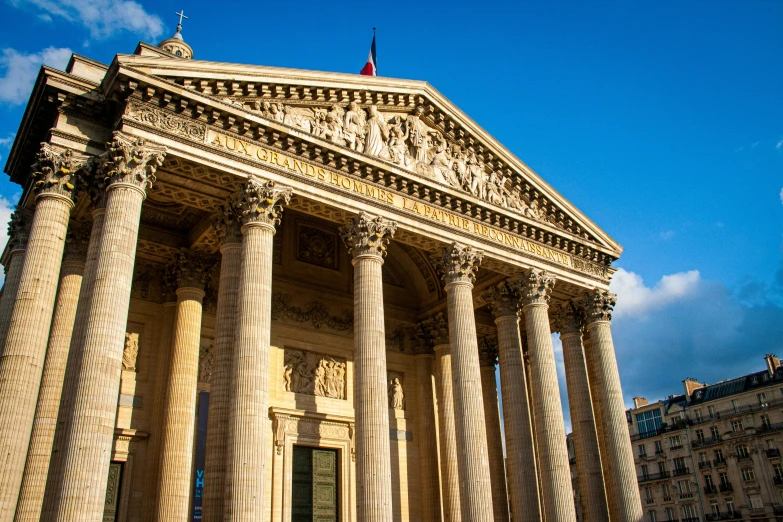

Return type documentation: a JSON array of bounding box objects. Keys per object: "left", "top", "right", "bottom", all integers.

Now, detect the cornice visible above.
[{"left": 108, "top": 56, "right": 622, "bottom": 256}]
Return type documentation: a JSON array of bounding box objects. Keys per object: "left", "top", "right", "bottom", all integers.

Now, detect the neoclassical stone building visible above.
[{"left": 0, "top": 27, "right": 642, "bottom": 522}]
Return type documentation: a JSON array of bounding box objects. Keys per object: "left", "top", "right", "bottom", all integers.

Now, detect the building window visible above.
[
  {"left": 759, "top": 392, "right": 768, "bottom": 407},
  {"left": 741, "top": 468, "right": 756, "bottom": 482},
  {"left": 719, "top": 472, "right": 729, "bottom": 486},
  {"left": 699, "top": 451, "right": 708, "bottom": 463},
  {"left": 639, "top": 444, "right": 647, "bottom": 457},
  {"left": 658, "top": 461, "right": 667, "bottom": 474},
  {"left": 726, "top": 499, "right": 735, "bottom": 515},
  {"left": 645, "top": 486, "right": 653, "bottom": 501},
  {"left": 681, "top": 504, "right": 697, "bottom": 519},
  {"left": 761, "top": 414, "right": 771, "bottom": 427},
  {"left": 669, "top": 435, "right": 682, "bottom": 449},
  {"left": 715, "top": 449, "right": 725, "bottom": 462},
  {"left": 673, "top": 457, "right": 687, "bottom": 474},
  {"left": 710, "top": 425, "right": 719, "bottom": 439},
  {"left": 665, "top": 507, "right": 675, "bottom": 521},
  {"left": 648, "top": 510, "right": 657, "bottom": 522},
  {"left": 736, "top": 444, "right": 750, "bottom": 459},
  {"left": 708, "top": 405, "right": 716, "bottom": 418},
  {"left": 732, "top": 399, "right": 740, "bottom": 413},
  {"left": 641, "top": 464, "right": 649, "bottom": 479},
  {"left": 709, "top": 501, "right": 719, "bottom": 516},
  {"left": 731, "top": 419, "right": 743, "bottom": 432},
  {"left": 695, "top": 429, "right": 705, "bottom": 442},
  {"left": 677, "top": 479, "right": 692, "bottom": 495},
  {"left": 749, "top": 494, "right": 763, "bottom": 509},
  {"left": 773, "top": 463, "right": 783, "bottom": 480},
  {"left": 636, "top": 409, "right": 663, "bottom": 437},
  {"left": 655, "top": 440, "right": 663, "bottom": 454},
  {"left": 695, "top": 409, "right": 703, "bottom": 423},
  {"left": 705, "top": 474, "right": 715, "bottom": 488}
]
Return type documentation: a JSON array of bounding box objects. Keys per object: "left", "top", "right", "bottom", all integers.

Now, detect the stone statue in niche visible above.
[
  {"left": 241, "top": 98, "right": 564, "bottom": 227},
  {"left": 122, "top": 333, "right": 139, "bottom": 371},
  {"left": 389, "top": 378, "right": 404, "bottom": 410},
  {"left": 199, "top": 342, "right": 213, "bottom": 383},
  {"left": 283, "top": 348, "right": 346, "bottom": 400}
]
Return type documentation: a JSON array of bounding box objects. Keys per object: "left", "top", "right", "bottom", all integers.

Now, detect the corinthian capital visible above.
[
  {"left": 339, "top": 212, "right": 397, "bottom": 259},
  {"left": 7, "top": 208, "right": 31, "bottom": 252},
  {"left": 235, "top": 176, "right": 292, "bottom": 228},
  {"left": 483, "top": 280, "right": 521, "bottom": 319},
  {"left": 517, "top": 268, "right": 555, "bottom": 307},
  {"left": 551, "top": 301, "right": 583, "bottom": 335},
  {"left": 31, "top": 143, "right": 90, "bottom": 201},
  {"left": 102, "top": 133, "right": 166, "bottom": 193},
  {"left": 436, "top": 242, "right": 483, "bottom": 287},
  {"left": 478, "top": 337, "right": 499, "bottom": 367},
  {"left": 420, "top": 312, "right": 449, "bottom": 347},
  {"left": 212, "top": 201, "right": 243, "bottom": 245},
  {"left": 63, "top": 224, "right": 91, "bottom": 263},
  {"left": 580, "top": 288, "right": 617, "bottom": 324},
  {"left": 164, "top": 249, "right": 214, "bottom": 291}
]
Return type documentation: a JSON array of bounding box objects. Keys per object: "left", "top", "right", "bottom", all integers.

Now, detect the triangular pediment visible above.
[{"left": 109, "top": 50, "right": 621, "bottom": 259}]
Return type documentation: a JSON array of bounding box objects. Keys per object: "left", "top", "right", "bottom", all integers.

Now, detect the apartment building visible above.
[{"left": 628, "top": 355, "right": 783, "bottom": 522}]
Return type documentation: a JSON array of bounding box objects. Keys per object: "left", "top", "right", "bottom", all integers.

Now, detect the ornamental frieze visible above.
[
  {"left": 283, "top": 348, "right": 346, "bottom": 400},
  {"left": 205, "top": 130, "right": 607, "bottom": 279},
  {"left": 126, "top": 99, "right": 206, "bottom": 141}
]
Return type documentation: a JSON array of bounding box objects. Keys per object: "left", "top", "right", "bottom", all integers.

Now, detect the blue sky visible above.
[{"left": 0, "top": 0, "right": 781, "bottom": 426}]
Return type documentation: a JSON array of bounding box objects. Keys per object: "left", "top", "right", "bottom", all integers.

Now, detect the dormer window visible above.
[{"left": 175, "top": 50, "right": 182, "bottom": 57}]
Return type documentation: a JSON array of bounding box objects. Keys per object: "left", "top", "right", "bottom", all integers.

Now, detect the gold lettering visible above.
[
  {"left": 269, "top": 152, "right": 279, "bottom": 166},
  {"left": 387, "top": 193, "right": 394, "bottom": 205},
  {"left": 293, "top": 160, "right": 306, "bottom": 174},
  {"left": 256, "top": 147, "right": 268, "bottom": 161},
  {"left": 366, "top": 186, "right": 376, "bottom": 198},
  {"left": 225, "top": 137, "right": 237, "bottom": 150},
  {"left": 236, "top": 140, "right": 250, "bottom": 155},
  {"left": 281, "top": 156, "right": 293, "bottom": 170},
  {"left": 317, "top": 168, "right": 326, "bottom": 180},
  {"left": 341, "top": 177, "right": 352, "bottom": 189},
  {"left": 412, "top": 202, "right": 422, "bottom": 214},
  {"left": 330, "top": 172, "right": 340, "bottom": 185},
  {"left": 211, "top": 134, "right": 222, "bottom": 147},
  {"left": 352, "top": 180, "right": 365, "bottom": 195}
]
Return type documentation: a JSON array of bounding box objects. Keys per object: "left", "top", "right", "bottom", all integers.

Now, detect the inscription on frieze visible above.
[
  {"left": 283, "top": 348, "right": 346, "bottom": 400},
  {"left": 205, "top": 130, "right": 610, "bottom": 278}
]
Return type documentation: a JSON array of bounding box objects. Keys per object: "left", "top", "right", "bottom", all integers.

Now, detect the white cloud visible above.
[
  {"left": 9, "top": 0, "right": 164, "bottom": 40},
  {"left": 659, "top": 230, "right": 675, "bottom": 240},
  {"left": 0, "top": 47, "right": 72, "bottom": 105},
  {"left": 610, "top": 268, "right": 700, "bottom": 319},
  {"left": 0, "top": 196, "right": 16, "bottom": 286},
  {"left": 776, "top": 139, "right": 783, "bottom": 150},
  {"left": 0, "top": 135, "right": 14, "bottom": 147},
  {"left": 780, "top": 187, "right": 783, "bottom": 205}
]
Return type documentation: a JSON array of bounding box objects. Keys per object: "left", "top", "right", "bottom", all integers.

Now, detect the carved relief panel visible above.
[
  {"left": 283, "top": 348, "right": 347, "bottom": 400},
  {"left": 296, "top": 221, "right": 339, "bottom": 270}
]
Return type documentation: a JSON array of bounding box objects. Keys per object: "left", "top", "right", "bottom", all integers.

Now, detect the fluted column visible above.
[
  {"left": 413, "top": 348, "right": 442, "bottom": 522},
  {"left": 141, "top": 300, "right": 177, "bottom": 520},
  {"left": 580, "top": 290, "right": 643, "bottom": 522},
  {"left": 519, "top": 268, "right": 576, "bottom": 522},
  {"left": 554, "top": 302, "right": 609, "bottom": 522},
  {"left": 484, "top": 281, "right": 541, "bottom": 522},
  {"left": 225, "top": 177, "right": 291, "bottom": 521},
  {"left": 49, "top": 134, "right": 165, "bottom": 522},
  {"left": 0, "top": 209, "right": 30, "bottom": 355},
  {"left": 41, "top": 201, "right": 107, "bottom": 521},
  {"left": 15, "top": 226, "right": 89, "bottom": 522},
  {"left": 155, "top": 251, "right": 211, "bottom": 522},
  {"left": 340, "top": 212, "right": 397, "bottom": 522},
  {"left": 428, "top": 312, "right": 461, "bottom": 522},
  {"left": 436, "top": 242, "right": 493, "bottom": 521},
  {"left": 0, "top": 145, "right": 88, "bottom": 520},
  {"left": 202, "top": 203, "right": 243, "bottom": 522},
  {"left": 477, "top": 338, "right": 509, "bottom": 522}
]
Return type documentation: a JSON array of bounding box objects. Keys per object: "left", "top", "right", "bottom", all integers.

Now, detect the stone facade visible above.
[{"left": 0, "top": 27, "right": 639, "bottom": 522}]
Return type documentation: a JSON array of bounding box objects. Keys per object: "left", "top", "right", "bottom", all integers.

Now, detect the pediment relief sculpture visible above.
[
  {"left": 122, "top": 333, "right": 139, "bottom": 371},
  {"left": 228, "top": 99, "right": 568, "bottom": 232}
]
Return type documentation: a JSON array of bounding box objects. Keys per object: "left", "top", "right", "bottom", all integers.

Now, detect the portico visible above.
[{"left": 0, "top": 29, "right": 641, "bottom": 522}]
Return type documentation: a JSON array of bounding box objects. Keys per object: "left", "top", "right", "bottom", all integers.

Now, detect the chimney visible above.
[
  {"left": 683, "top": 378, "right": 704, "bottom": 401},
  {"left": 765, "top": 354, "right": 781, "bottom": 376},
  {"left": 633, "top": 397, "right": 648, "bottom": 408}
]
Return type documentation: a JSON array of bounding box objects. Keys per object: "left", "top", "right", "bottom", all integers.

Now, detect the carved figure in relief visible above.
[
  {"left": 283, "top": 105, "right": 313, "bottom": 133},
  {"left": 364, "top": 105, "right": 390, "bottom": 159},
  {"left": 389, "top": 378, "right": 404, "bottom": 410},
  {"left": 430, "top": 135, "right": 460, "bottom": 186},
  {"left": 324, "top": 113, "right": 346, "bottom": 146},
  {"left": 199, "top": 343, "right": 214, "bottom": 383},
  {"left": 283, "top": 348, "right": 346, "bottom": 399},
  {"left": 343, "top": 102, "right": 366, "bottom": 152},
  {"left": 406, "top": 106, "right": 435, "bottom": 163},
  {"left": 122, "top": 333, "right": 139, "bottom": 371},
  {"left": 387, "top": 120, "right": 410, "bottom": 166}
]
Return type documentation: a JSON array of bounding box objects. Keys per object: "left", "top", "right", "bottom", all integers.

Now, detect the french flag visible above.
[{"left": 360, "top": 29, "right": 377, "bottom": 76}]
